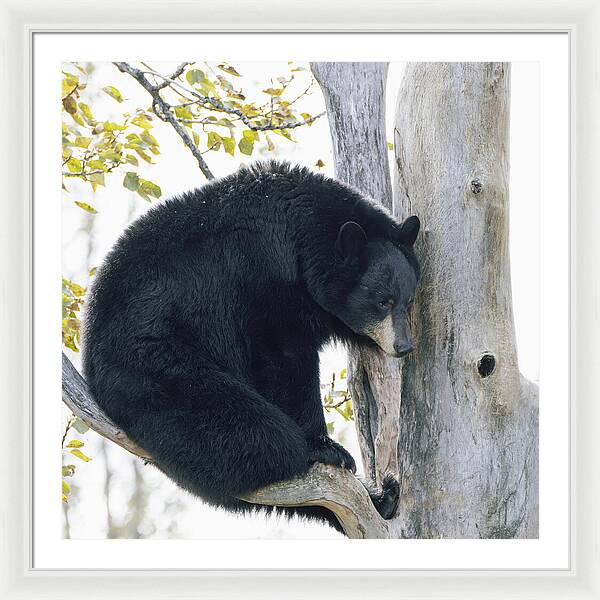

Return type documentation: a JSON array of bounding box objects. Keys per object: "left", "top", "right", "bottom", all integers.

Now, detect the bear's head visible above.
[{"left": 333, "top": 216, "right": 420, "bottom": 358}]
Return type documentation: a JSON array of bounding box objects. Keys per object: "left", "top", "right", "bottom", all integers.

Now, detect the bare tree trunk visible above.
[
  {"left": 311, "top": 62, "right": 402, "bottom": 487},
  {"left": 312, "top": 62, "right": 539, "bottom": 538},
  {"left": 393, "top": 63, "right": 538, "bottom": 538}
]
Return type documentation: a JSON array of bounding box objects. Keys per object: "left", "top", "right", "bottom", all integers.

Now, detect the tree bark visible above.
[
  {"left": 393, "top": 63, "right": 538, "bottom": 538},
  {"left": 312, "top": 61, "right": 539, "bottom": 538}
]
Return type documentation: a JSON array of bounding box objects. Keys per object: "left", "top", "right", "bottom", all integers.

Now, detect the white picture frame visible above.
[{"left": 1, "top": 0, "right": 597, "bottom": 597}]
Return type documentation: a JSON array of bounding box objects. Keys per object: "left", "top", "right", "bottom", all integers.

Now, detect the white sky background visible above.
[{"left": 62, "top": 61, "right": 539, "bottom": 540}]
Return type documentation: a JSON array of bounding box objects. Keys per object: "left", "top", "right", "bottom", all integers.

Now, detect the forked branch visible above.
[{"left": 61, "top": 352, "right": 389, "bottom": 538}]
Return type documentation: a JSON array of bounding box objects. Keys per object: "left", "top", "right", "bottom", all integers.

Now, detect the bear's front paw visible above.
[{"left": 308, "top": 436, "right": 357, "bottom": 474}]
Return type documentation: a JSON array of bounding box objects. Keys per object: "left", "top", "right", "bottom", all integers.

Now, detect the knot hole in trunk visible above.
[{"left": 477, "top": 353, "right": 496, "bottom": 378}]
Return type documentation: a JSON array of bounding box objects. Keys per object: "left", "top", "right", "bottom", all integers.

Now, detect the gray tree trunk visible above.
[
  {"left": 311, "top": 63, "right": 402, "bottom": 487},
  {"left": 311, "top": 61, "right": 539, "bottom": 538}
]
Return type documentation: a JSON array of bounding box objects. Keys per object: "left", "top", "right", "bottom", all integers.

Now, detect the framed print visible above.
[{"left": 1, "top": 0, "right": 599, "bottom": 598}]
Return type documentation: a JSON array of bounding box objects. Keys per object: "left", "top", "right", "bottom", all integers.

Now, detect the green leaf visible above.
[
  {"left": 70, "top": 448, "right": 91, "bottom": 462},
  {"left": 74, "top": 201, "right": 98, "bottom": 214},
  {"left": 174, "top": 106, "right": 193, "bottom": 120},
  {"left": 99, "top": 151, "right": 122, "bottom": 162},
  {"left": 222, "top": 136, "right": 235, "bottom": 156},
  {"left": 89, "top": 172, "right": 105, "bottom": 187},
  {"left": 72, "top": 417, "right": 89, "bottom": 434},
  {"left": 387, "top": 141, "right": 394, "bottom": 151},
  {"left": 140, "top": 131, "right": 158, "bottom": 147},
  {"left": 63, "top": 278, "right": 86, "bottom": 297},
  {"left": 102, "top": 121, "right": 126, "bottom": 132},
  {"left": 125, "top": 154, "right": 139, "bottom": 166},
  {"left": 66, "top": 439, "right": 84, "bottom": 448},
  {"left": 133, "top": 148, "right": 154, "bottom": 163},
  {"left": 207, "top": 131, "right": 222, "bottom": 151},
  {"left": 62, "top": 77, "right": 78, "bottom": 98},
  {"left": 87, "top": 159, "right": 105, "bottom": 171},
  {"left": 186, "top": 69, "right": 206, "bottom": 85},
  {"left": 216, "top": 118, "right": 235, "bottom": 130},
  {"left": 238, "top": 136, "right": 254, "bottom": 155},
  {"left": 138, "top": 179, "right": 162, "bottom": 200},
  {"left": 66, "top": 157, "right": 82, "bottom": 173},
  {"left": 242, "top": 130, "right": 259, "bottom": 142},
  {"left": 273, "top": 128, "right": 294, "bottom": 141},
  {"left": 339, "top": 368, "right": 347, "bottom": 379},
  {"left": 326, "top": 422, "right": 335, "bottom": 435},
  {"left": 62, "top": 479, "right": 71, "bottom": 494},
  {"left": 123, "top": 172, "right": 140, "bottom": 191},
  {"left": 132, "top": 115, "right": 153, "bottom": 130},
  {"left": 79, "top": 102, "right": 94, "bottom": 121},
  {"left": 102, "top": 86, "right": 124, "bottom": 102},
  {"left": 73, "top": 136, "right": 92, "bottom": 148}
]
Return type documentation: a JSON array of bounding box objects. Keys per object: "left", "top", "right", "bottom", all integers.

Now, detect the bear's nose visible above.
[{"left": 394, "top": 341, "right": 414, "bottom": 357}]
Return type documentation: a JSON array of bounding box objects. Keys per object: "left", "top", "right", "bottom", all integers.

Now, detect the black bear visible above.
[{"left": 82, "top": 161, "right": 420, "bottom": 534}]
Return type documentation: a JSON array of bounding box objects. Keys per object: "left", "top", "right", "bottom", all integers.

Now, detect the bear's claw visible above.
[{"left": 308, "top": 435, "right": 357, "bottom": 474}]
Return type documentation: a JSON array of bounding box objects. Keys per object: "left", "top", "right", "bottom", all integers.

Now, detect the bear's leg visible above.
[
  {"left": 122, "top": 369, "right": 348, "bottom": 534},
  {"left": 270, "top": 349, "right": 399, "bottom": 521},
  {"left": 127, "top": 371, "right": 312, "bottom": 502},
  {"left": 260, "top": 347, "right": 358, "bottom": 474}
]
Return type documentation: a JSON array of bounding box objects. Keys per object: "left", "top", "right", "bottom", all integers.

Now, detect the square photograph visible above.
[{"left": 60, "top": 59, "right": 539, "bottom": 540}]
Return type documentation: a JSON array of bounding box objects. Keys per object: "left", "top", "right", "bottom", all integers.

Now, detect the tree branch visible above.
[
  {"left": 113, "top": 62, "right": 215, "bottom": 180},
  {"left": 133, "top": 64, "right": 325, "bottom": 132},
  {"left": 153, "top": 61, "right": 194, "bottom": 90},
  {"left": 61, "top": 351, "right": 389, "bottom": 538}
]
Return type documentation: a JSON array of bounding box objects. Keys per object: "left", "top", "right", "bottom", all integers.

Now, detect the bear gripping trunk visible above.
[{"left": 312, "top": 62, "right": 539, "bottom": 538}]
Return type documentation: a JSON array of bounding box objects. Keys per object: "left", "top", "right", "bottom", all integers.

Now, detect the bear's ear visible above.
[
  {"left": 398, "top": 215, "right": 420, "bottom": 247},
  {"left": 335, "top": 221, "right": 368, "bottom": 258}
]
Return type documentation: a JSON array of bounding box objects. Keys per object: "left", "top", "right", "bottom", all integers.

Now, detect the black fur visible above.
[{"left": 82, "top": 161, "right": 419, "bottom": 534}]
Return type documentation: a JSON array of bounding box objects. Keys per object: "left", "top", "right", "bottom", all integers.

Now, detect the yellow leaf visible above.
[
  {"left": 218, "top": 64, "right": 241, "bottom": 77},
  {"left": 262, "top": 87, "right": 284, "bottom": 97},
  {"left": 70, "top": 448, "right": 91, "bottom": 462},
  {"left": 66, "top": 439, "right": 84, "bottom": 448},
  {"left": 102, "top": 85, "right": 124, "bottom": 102},
  {"left": 74, "top": 201, "right": 98, "bottom": 214},
  {"left": 62, "top": 78, "right": 77, "bottom": 98}
]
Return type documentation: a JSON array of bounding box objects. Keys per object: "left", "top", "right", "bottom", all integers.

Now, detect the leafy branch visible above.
[{"left": 113, "top": 62, "right": 215, "bottom": 179}]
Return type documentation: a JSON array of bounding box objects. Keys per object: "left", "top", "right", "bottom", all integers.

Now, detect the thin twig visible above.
[
  {"left": 113, "top": 62, "right": 215, "bottom": 180},
  {"left": 324, "top": 396, "right": 351, "bottom": 410},
  {"left": 155, "top": 61, "right": 194, "bottom": 90}
]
